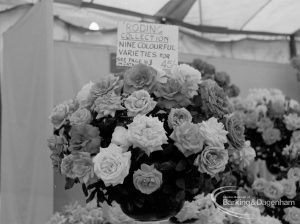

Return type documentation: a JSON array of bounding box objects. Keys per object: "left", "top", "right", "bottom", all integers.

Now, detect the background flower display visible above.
[
  {"left": 231, "top": 89, "right": 300, "bottom": 174},
  {"left": 191, "top": 58, "right": 240, "bottom": 98},
  {"left": 47, "top": 63, "right": 253, "bottom": 221}
]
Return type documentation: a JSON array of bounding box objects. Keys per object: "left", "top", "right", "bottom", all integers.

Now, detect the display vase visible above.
[{"left": 118, "top": 190, "right": 185, "bottom": 222}]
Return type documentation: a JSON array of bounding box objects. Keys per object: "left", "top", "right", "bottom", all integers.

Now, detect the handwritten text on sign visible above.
[{"left": 117, "top": 21, "right": 178, "bottom": 70}]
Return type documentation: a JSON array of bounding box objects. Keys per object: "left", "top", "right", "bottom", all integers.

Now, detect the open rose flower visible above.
[
  {"left": 284, "top": 207, "right": 300, "bottom": 224},
  {"left": 93, "top": 144, "right": 131, "bottom": 186},
  {"left": 224, "top": 113, "right": 245, "bottom": 149},
  {"left": 47, "top": 135, "right": 68, "bottom": 154},
  {"left": 92, "top": 92, "right": 124, "bottom": 119},
  {"left": 123, "top": 64, "right": 158, "bottom": 94},
  {"left": 69, "top": 124, "right": 101, "bottom": 154},
  {"left": 61, "top": 152, "right": 94, "bottom": 183},
  {"left": 91, "top": 74, "right": 121, "bottom": 97},
  {"left": 244, "top": 111, "right": 259, "bottom": 129},
  {"left": 69, "top": 108, "right": 92, "bottom": 126},
  {"left": 283, "top": 143, "right": 300, "bottom": 159},
  {"left": 257, "top": 117, "right": 274, "bottom": 132},
  {"left": 287, "top": 167, "right": 300, "bottom": 182},
  {"left": 76, "top": 81, "right": 95, "bottom": 108},
  {"left": 133, "top": 164, "right": 162, "bottom": 194},
  {"left": 284, "top": 113, "right": 300, "bottom": 131},
  {"left": 127, "top": 115, "right": 168, "bottom": 156},
  {"left": 263, "top": 181, "right": 284, "bottom": 200},
  {"left": 170, "top": 64, "right": 202, "bottom": 98},
  {"left": 168, "top": 108, "right": 192, "bottom": 129},
  {"left": 175, "top": 201, "right": 198, "bottom": 222},
  {"left": 279, "top": 179, "right": 297, "bottom": 199},
  {"left": 124, "top": 90, "right": 156, "bottom": 117},
  {"left": 49, "top": 103, "right": 70, "bottom": 129},
  {"left": 111, "top": 126, "right": 131, "bottom": 151},
  {"left": 262, "top": 128, "right": 281, "bottom": 145},
  {"left": 199, "top": 117, "right": 228, "bottom": 147},
  {"left": 252, "top": 178, "right": 268, "bottom": 192},
  {"left": 197, "top": 79, "right": 231, "bottom": 118},
  {"left": 170, "top": 122, "right": 205, "bottom": 157},
  {"left": 194, "top": 146, "right": 228, "bottom": 177},
  {"left": 269, "top": 99, "right": 285, "bottom": 117},
  {"left": 154, "top": 78, "right": 191, "bottom": 109}
]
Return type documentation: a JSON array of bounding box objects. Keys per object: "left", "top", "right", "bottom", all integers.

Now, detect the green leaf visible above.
[
  {"left": 86, "top": 189, "right": 97, "bottom": 204},
  {"left": 159, "top": 161, "right": 175, "bottom": 171},
  {"left": 82, "top": 183, "right": 88, "bottom": 197},
  {"left": 97, "top": 190, "right": 105, "bottom": 203},
  {"left": 64, "top": 177, "right": 76, "bottom": 190},
  {"left": 162, "top": 185, "right": 174, "bottom": 194},
  {"left": 176, "top": 178, "right": 185, "bottom": 189},
  {"left": 176, "top": 160, "right": 187, "bottom": 171}
]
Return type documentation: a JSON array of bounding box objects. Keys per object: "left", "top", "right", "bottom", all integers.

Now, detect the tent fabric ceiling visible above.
[{"left": 1, "top": 0, "right": 300, "bottom": 37}]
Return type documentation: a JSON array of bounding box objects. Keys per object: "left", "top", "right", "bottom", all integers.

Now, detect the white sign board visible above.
[{"left": 116, "top": 21, "right": 178, "bottom": 70}]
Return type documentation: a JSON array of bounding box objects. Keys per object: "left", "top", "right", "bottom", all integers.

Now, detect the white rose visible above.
[
  {"left": 127, "top": 115, "right": 168, "bottom": 156},
  {"left": 287, "top": 167, "right": 300, "bottom": 182},
  {"left": 199, "top": 117, "right": 228, "bottom": 147},
  {"left": 259, "top": 216, "right": 282, "bottom": 224},
  {"left": 284, "top": 207, "right": 300, "bottom": 224},
  {"left": 93, "top": 144, "right": 131, "bottom": 186},
  {"left": 239, "top": 141, "right": 256, "bottom": 168},
  {"left": 279, "top": 178, "right": 297, "bottom": 199},
  {"left": 111, "top": 126, "right": 131, "bottom": 152},
  {"left": 263, "top": 181, "right": 284, "bottom": 200},
  {"left": 76, "top": 81, "right": 95, "bottom": 108},
  {"left": 175, "top": 201, "right": 198, "bottom": 222},
  {"left": 252, "top": 178, "right": 268, "bottom": 192},
  {"left": 289, "top": 99, "right": 300, "bottom": 112},
  {"left": 170, "top": 64, "right": 202, "bottom": 98},
  {"left": 284, "top": 113, "right": 300, "bottom": 131}
]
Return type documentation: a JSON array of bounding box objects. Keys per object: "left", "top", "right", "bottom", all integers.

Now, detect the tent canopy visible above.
[{"left": 1, "top": 0, "right": 300, "bottom": 38}]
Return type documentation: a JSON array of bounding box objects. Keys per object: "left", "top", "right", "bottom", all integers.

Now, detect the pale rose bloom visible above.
[
  {"left": 195, "top": 146, "right": 228, "bottom": 177},
  {"left": 243, "top": 98, "right": 257, "bottom": 111},
  {"left": 93, "top": 92, "right": 124, "bottom": 119},
  {"left": 167, "top": 108, "right": 192, "bottom": 129},
  {"left": 244, "top": 111, "right": 259, "bottom": 129},
  {"left": 255, "top": 104, "right": 268, "bottom": 116},
  {"left": 287, "top": 167, "right": 300, "bottom": 182},
  {"left": 289, "top": 99, "right": 300, "bottom": 112},
  {"left": 69, "top": 108, "right": 92, "bottom": 126},
  {"left": 227, "top": 205, "right": 261, "bottom": 224},
  {"left": 262, "top": 128, "right": 281, "bottom": 145},
  {"left": 93, "top": 144, "right": 131, "bottom": 187},
  {"left": 239, "top": 141, "right": 256, "bottom": 168},
  {"left": 124, "top": 90, "right": 156, "bottom": 117},
  {"left": 133, "top": 164, "right": 162, "bottom": 195},
  {"left": 170, "top": 63, "right": 202, "bottom": 98},
  {"left": 111, "top": 126, "right": 131, "bottom": 152},
  {"left": 199, "top": 117, "right": 228, "bottom": 147},
  {"left": 263, "top": 181, "right": 284, "bottom": 200},
  {"left": 284, "top": 207, "right": 300, "bottom": 224},
  {"left": 252, "top": 178, "right": 268, "bottom": 192},
  {"left": 175, "top": 201, "right": 198, "bottom": 222},
  {"left": 279, "top": 178, "right": 297, "bottom": 199},
  {"left": 259, "top": 216, "right": 282, "bottom": 224},
  {"left": 257, "top": 117, "right": 274, "bottom": 133},
  {"left": 291, "top": 130, "right": 300, "bottom": 143},
  {"left": 170, "top": 122, "right": 205, "bottom": 157},
  {"left": 127, "top": 115, "right": 168, "bottom": 156},
  {"left": 76, "top": 81, "right": 95, "bottom": 108},
  {"left": 284, "top": 113, "right": 300, "bottom": 131},
  {"left": 49, "top": 103, "right": 69, "bottom": 129},
  {"left": 283, "top": 143, "right": 300, "bottom": 159}
]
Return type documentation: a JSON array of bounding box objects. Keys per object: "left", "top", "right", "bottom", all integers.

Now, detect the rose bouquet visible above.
[
  {"left": 191, "top": 58, "right": 240, "bottom": 98},
  {"left": 47, "top": 63, "right": 251, "bottom": 221},
  {"left": 231, "top": 89, "right": 300, "bottom": 174}
]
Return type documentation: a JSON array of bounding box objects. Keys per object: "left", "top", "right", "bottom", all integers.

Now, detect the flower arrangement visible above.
[
  {"left": 231, "top": 89, "right": 300, "bottom": 174},
  {"left": 47, "top": 63, "right": 251, "bottom": 221},
  {"left": 191, "top": 58, "right": 240, "bottom": 98}
]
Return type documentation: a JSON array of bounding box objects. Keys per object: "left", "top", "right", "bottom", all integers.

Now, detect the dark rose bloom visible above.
[
  {"left": 198, "top": 79, "right": 232, "bottom": 118},
  {"left": 123, "top": 64, "right": 158, "bottom": 94},
  {"left": 214, "top": 72, "right": 230, "bottom": 88},
  {"left": 69, "top": 124, "right": 101, "bottom": 154},
  {"left": 224, "top": 113, "right": 245, "bottom": 149},
  {"left": 191, "top": 58, "right": 215, "bottom": 79},
  {"left": 225, "top": 84, "right": 240, "bottom": 98}
]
